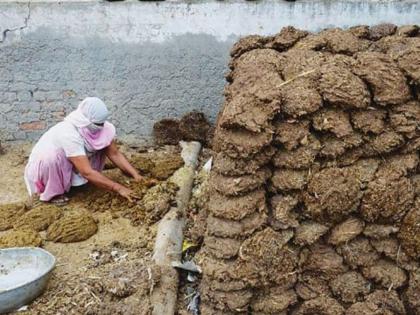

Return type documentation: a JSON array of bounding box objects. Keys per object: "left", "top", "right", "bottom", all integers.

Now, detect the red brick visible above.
[{"left": 20, "top": 121, "right": 46, "bottom": 131}]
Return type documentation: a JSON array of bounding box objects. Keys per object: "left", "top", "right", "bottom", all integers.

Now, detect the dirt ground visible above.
[
  {"left": 0, "top": 142, "right": 193, "bottom": 315},
  {"left": 0, "top": 142, "right": 31, "bottom": 204}
]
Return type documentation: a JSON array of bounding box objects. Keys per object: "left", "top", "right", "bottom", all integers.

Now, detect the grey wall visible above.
[{"left": 0, "top": 0, "right": 419, "bottom": 143}]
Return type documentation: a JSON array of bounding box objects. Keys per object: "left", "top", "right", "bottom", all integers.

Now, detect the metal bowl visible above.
[{"left": 0, "top": 247, "right": 56, "bottom": 314}]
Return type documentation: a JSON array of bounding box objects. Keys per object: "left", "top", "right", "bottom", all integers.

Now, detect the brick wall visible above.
[{"left": 0, "top": 0, "right": 418, "bottom": 143}]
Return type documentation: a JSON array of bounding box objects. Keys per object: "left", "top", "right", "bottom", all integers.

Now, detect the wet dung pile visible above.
[
  {"left": 131, "top": 153, "right": 184, "bottom": 180},
  {"left": 73, "top": 151, "right": 181, "bottom": 226},
  {"left": 0, "top": 203, "right": 99, "bottom": 246},
  {"left": 0, "top": 228, "right": 43, "bottom": 248},
  {"left": 14, "top": 204, "right": 63, "bottom": 231},
  {"left": 124, "top": 181, "right": 178, "bottom": 225},
  {"left": 200, "top": 24, "right": 420, "bottom": 315},
  {"left": 0, "top": 202, "right": 28, "bottom": 231},
  {"left": 46, "top": 210, "right": 98, "bottom": 243},
  {"left": 75, "top": 170, "right": 178, "bottom": 226},
  {"left": 153, "top": 111, "right": 212, "bottom": 145}
]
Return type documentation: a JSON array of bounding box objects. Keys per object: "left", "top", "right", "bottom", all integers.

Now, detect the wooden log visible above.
[{"left": 151, "top": 141, "right": 202, "bottom": 315}]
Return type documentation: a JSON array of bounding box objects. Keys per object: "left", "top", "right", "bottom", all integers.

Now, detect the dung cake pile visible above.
[{"left": 199, "top": 24, "right": 420, "bottom": 314}]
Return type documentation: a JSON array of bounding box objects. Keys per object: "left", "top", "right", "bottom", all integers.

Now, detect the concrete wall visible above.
[{"left": 0, "top": 0, "right": 419, "bottom": 143}]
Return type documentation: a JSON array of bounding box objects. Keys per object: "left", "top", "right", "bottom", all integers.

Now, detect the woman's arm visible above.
[
  {"left": 104, "top": 141, "right": 144, "bottom": 181},
  {"left": 68, "top": 155, "right": 139, "bottom": 202}
]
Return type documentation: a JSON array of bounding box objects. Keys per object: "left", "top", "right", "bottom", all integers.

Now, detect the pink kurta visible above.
[{"left": 24, "top": 121, "right": 115, "bottom": 201}]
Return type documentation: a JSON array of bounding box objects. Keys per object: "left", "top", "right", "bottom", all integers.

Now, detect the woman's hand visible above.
[
  {"left": 133, "top": 174, "right": 145, "bottom": 182},
  {"left": 69, "top": 155, "right": 142, "bottom": 202},
  {"left": 104, "top": 142, "right": 159, "bottom": 187},
  {"left": 115, "top": 185, "right": 141, "bottom": 203},
  {"left": 105, "top": 142, "right": 144, "bottom": 179}
]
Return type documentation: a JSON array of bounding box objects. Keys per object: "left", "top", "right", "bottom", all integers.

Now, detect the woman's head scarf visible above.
[{"left": 64, "top": 97, "right": 116, "bottom": 152}]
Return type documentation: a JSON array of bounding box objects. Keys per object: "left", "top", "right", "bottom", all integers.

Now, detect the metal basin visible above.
[{"left": 0, "top": 247, "right": 56, "bottom": 314}]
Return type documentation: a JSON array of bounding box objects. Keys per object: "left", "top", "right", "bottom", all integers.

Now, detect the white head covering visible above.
[{"left": 65, "top": 97, "right": 109, "bottom": 130}]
